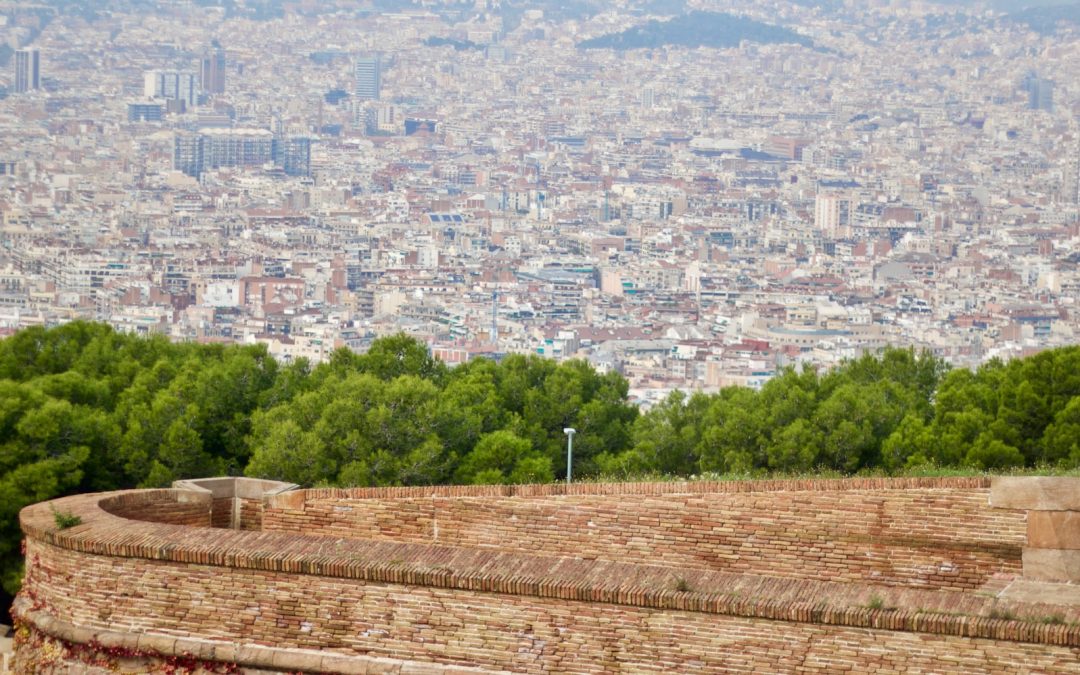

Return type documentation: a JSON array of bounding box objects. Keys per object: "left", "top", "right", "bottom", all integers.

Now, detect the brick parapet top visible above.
[
  {"left": 290, "top": 475, "right": 993, "bottom": 502},
  {"left": 22, "top": 477, "right": 1080, "bottom": 648}
]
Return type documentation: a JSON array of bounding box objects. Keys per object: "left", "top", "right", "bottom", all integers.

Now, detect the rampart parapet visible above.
[{"left": 13, "top": 476, "right": 1080, "bottom": 673}]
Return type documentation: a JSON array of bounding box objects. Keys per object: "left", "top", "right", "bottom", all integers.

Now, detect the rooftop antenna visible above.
[
  {"left": 1073, "top": 118, "right": 1080, "bottom": 205},
  {"left": 536, "top": 161, "right": 543, "bottom": 221},
  {"left": 491, "top": 289, "right": 498, "bottom": 348}
]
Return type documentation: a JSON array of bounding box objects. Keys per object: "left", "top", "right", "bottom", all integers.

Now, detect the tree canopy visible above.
[{"left": 3, "top": 322, "right": 1080, "bottom": 619}]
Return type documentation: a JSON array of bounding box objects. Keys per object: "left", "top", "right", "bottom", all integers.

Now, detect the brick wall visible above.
[
  {"left": 238, "top": 497, "right": 263, "bottom": 530},
  {"left": 99, "top": 490, "right": 211, "bottom": 527},
  {"left": 264, "top": 477, "right": 1025, "bottom": 590},
  {"left": 17, "top": 539, "right": 1080, "bottom": 675},
  {"left": 17, "top": 478, "right": 1073, "bottom": 675},
  {"left": 210, "top": 497, "right": 233, "bottom": 528}
]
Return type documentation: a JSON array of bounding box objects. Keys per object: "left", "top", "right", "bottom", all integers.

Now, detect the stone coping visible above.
[
  {"left": 990, "top": 476, "right": 1080, "bottom": 511},
  {"left": 270, "top": 475, "right": 994, "bottom": 506},
  {"left": 13, "top": 599, "right": 502, "bottom": 675},
  {"left": 19, "top": 479, "right": 1080, "bottom": 648},
  {"left": 172, "top": 476, "right": 299, "bottom": 500}
]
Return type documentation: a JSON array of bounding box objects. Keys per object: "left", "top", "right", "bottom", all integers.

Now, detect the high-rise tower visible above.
[
  {"left": 14, "top": 49, "right": 40, "bottom": 93},
  {"left": 200, "top": 48, "right": 226, "bottom": 95},
  {"left": 144, "top": 71, "right": 198, "bottom": 109},
  {"left": 354, "top": 56, "right": 380, "bottom": 101},
  {"left": 1023, "top": 74, "right": 1053, "bottom": 112}
]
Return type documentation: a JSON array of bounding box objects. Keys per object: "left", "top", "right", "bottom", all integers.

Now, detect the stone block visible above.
[
  {"left": 1027, "top": 511, "right": 1080, "bottom": 549},
  {"left": 271, "top": 648, "right": 323, "bottom": 671},
  {"left": 236, "top": 644, "right": 276, "bottom": 668},
  {"left": 989, "top": 477, "right": 1080, "bottom": 511},
  {"left": 1021, "top": 548, "right": 1080, "bottom": 583},
  {"left": 212, "top": 643, "right": 240, "bottom": 663},
  {"left": 174, "top": 489, "right": 213, "bottom": 507},
  {"left": 319, "top": 654, "right": 372, "bottom": 674},
  {"left": 266, "top": 488, "right": 307, "bottom": 511},
  {"left": 179, "top": 638, "right": 218, "bottom": 661},
  {"left": 136, "top": 633, "right": 177, "bottom": 656}
]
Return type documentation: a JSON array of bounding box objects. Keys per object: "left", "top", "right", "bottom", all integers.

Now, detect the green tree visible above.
[
  {"left": 245, "top": 419, "right": 330, "bottom": 485},
  {"left": 698, "top": 387, "right": 766, "bottom": 473},
  {"left": 881, "top": 413, "right": 935, "bottom": 470},
  {"left": 766, "top": 418, "right": 821, "bottom": 471},
  {"left": 1042, "top": 398, "right": 1080, "bottom": 465},
  {"left": 455, "top": 430, "right": 548, "bottom": 484},
  {"left": 965, "top": 434, "right": 1025, "bottom": 470},
  {"left": 628, "top": 390, "right": 709, "bottom": 475},
  {"left": 359, "top": 333, "right": 447, "bottom": 382}
]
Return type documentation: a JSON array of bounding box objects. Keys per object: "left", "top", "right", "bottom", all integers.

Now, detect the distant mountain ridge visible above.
[
  {"left": 578, "top": 11, "right": 814, "bottom": 50},
  {"left": 1006, "top": 2, "right": 1080, "bottom": 33}
]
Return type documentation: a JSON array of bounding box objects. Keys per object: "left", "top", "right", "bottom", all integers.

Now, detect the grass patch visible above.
[
  {"left": 51, "top": 507, "right": 82, "bottom": 530},
  {"left": 673, "top": 576, "right": 691, "bottom": 593},
  {"left": 988, "top": 606, "right": 1017, "bottom": 621},
  {"left": 587, "top": 464, "right": 1080, "bottom": 485},
  {"left": 866, "top": 594, "right": 886, "bottom": 610}
]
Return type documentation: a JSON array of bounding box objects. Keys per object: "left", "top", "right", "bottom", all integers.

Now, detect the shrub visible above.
[
  {"left": 988, "top": 606, "right": 1016, "bottom": 621},
  {"left": 52, "top": 507, "right": 82, "bottom": 530}
]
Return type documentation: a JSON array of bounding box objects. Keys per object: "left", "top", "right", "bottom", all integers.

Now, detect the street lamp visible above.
[{"left": 563, "top": 428, "right": 576, "bottom": 485}]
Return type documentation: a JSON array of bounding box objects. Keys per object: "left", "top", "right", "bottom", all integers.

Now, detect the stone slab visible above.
[
  {"left": 1022, "top": 548, "right": 1080, "bottom": 583},
  {"left": 265, "top": 488, "right": 306, "bottom": 510},
  {"left": 1028, "top": 511, "right": 1080, "bottom": 550},
  {"left": 990, "top": 477, "right": 1080, "bottom": 511},
  {"left": 997, "top": 579, "right": 1080, "bottom": 606}
]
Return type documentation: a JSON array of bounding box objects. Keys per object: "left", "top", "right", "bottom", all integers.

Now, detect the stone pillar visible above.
[{"left": 990, "top": 476, "right": 1080, "bottom": 582}]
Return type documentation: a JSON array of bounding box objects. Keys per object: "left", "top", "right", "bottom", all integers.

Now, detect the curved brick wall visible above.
[
  {"left": 99, "top": 490, "right": 213, "bottom": 527},
  {"left": 263, "top": 477, "right": 1027, "bottom": 591},
  {"left": 14, "top": 478, "right": 1080, "bottom": 674}
]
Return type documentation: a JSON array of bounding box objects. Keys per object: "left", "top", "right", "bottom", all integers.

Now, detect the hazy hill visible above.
[
  {"left": 1007, "top": 2, "right": 1080, "bottom": 33},
  {"left": 578, "top": 11, "right": 814, "bottom": 50}
]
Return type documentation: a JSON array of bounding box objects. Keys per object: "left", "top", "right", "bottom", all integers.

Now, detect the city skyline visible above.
[{"left": 0, "top": 0, "right": 1077, "bottom": 405}]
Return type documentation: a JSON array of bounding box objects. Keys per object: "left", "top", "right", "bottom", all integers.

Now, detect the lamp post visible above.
[{"left": 563, "top": 427, "right": 576, "bottom": 485}]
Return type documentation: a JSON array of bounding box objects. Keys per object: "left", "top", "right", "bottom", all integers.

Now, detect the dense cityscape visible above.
[
  {"left": 0, "top": 0, "right": 1078, "bottom": 405},
  {"left": 3, "top": 2, "right": 1080, "bottom": 670}
]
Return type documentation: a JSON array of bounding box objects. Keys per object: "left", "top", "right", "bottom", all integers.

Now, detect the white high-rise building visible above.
[
  {"left": 144, "top": 71, "right": 198, "bottom": 108},
  {"left": 814, "top": 193, "right": 851, "bottom": 236}
]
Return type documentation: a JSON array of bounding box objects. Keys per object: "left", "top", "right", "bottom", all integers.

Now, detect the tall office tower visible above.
[
  {"left": 1024, "top": 75, "right": 1053, "bottom": 112},
  {"left": 641, "top": 86, "right": 655, "bottom": 109},
  {"left": 144, "top": 71, "right": 198, "bottom": 109},
  {"left": 200, "top": 48, "right": 226, "bottom": 95},
  {"left": 13, "top": 49, "right": 40, "bottom": 93},
  {"left": 354, "top": 56, "right": 381, "bottom": 100},
  {"left": 173, "top": 132, "right": 203, "bottom": 176}
]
